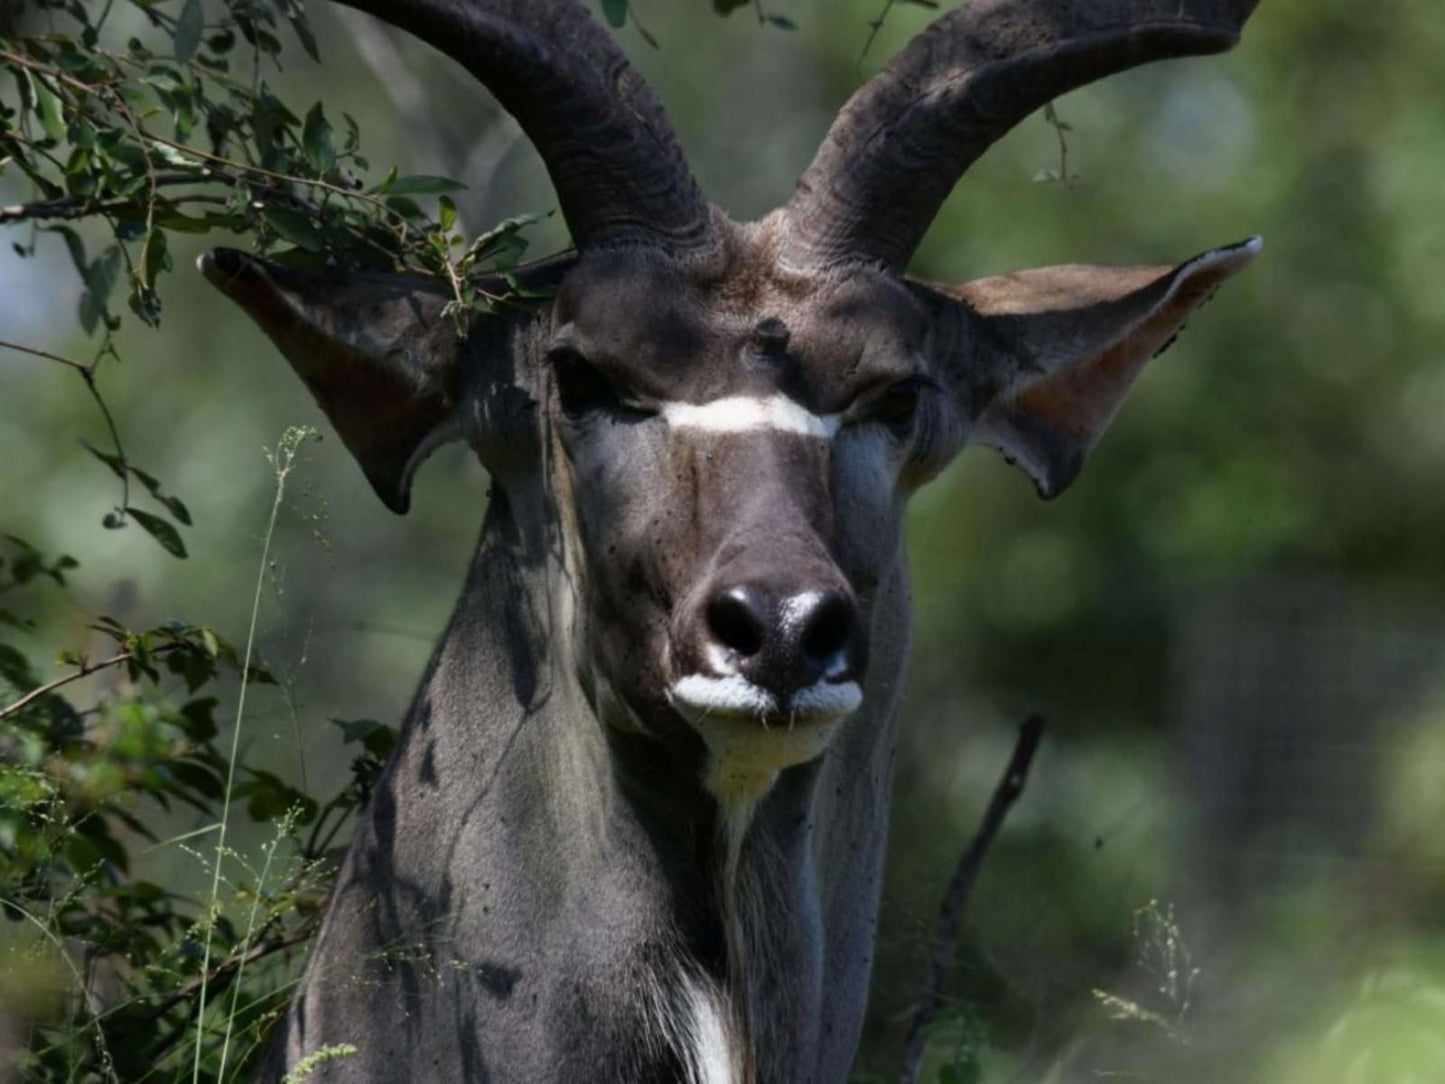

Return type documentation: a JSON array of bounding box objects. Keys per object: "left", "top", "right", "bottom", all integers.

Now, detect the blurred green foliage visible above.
[{"left": 3, "top": 0, "right": 1444, "bottom": 1081}]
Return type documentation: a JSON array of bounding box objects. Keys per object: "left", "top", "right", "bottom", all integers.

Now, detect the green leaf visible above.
[
  {"left": 79, "top": 246, "right": 122, "bottom": 332},
  {"left": 245, "top": 663, "right": 277, "bottom": 685},
  {"left": 262, "top": 207, "right": 324, "bottom": 252},
  {"left": 766, "top": 14, "right": 797, "bottom": 29},
  {"left": 303, "top": 103, "right": 335, "bottom": 174},
  {"left": 333, "top": 718, "right": 398, "bottom": 760},
  {"left": 174, "top": 0, "right": 205, "bottom": 64},
  {"left": 159, "top": 495, "right": 192, "bottom": 524},
  {"left": 179, "top": 697, "right": 219, "bottom": 740},
  {"left": 938, "top": 1061, "right": 981, "bottom": 1084},
  {"left": 88, "top": 247, "right": 122, "bottom": 303},
  {"left": 0, "top": 643, "right": 38, "bottom": 691},
  {"left": 370, "top": 165, "right": 399, "bottom": 195},
  {"left": 464, "top": 210, "right": 548, "bottom": 267},
  {"left": 128, "top": 509, "right": 188, "bottom": 559},
  {"left": 600, "top": 0, "right": 628, "bottom": 27},
  {"left": 144, "top": 228, "right": 172, "bottom": 286},
  {"left": 383, "top": 195, "right": 426, "bottom": 223},
  {"left": 385, "top": 174, "right": 466, "bottom": 196},
  {"left": 238, "top": 769, "right": 317, "bottom": 823},
  {"left": 65, "top": 833, "right": 106, "bottom": 875},
  {"left": 81, "top": 441, "right": 127, "bottom": 481},
  {"left": 265, "top": 246, "right": 328, "bottom": 271},
  {"left": 32, "top": 78, "right": 65, "bottom": 144},
  {"left": 287, "top": 8, "right": 322, "bottom": 62},
  {"left": 437, "top": 195, "right": 457, "bottom": 234},
  {"left": 341, "top": 111, "right": 361, "bottom": 153},
  {"left": 46, "top": 226, "right": 88, "bottom": 280},
  {"left": 170, "top": 760, "right": 224, "bottom": 800},
  {"left": 130, "top": 465, "right": 192, "bottom": 525},
  {"left": 153, "top": 210, "right": 238, "bottom": 234}
]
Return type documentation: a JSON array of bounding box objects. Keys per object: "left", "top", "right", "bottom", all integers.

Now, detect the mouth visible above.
[
  {"left": 668, "top": 674, "right": 863, "bottom": 727},
  {"left": 667, "top": 674, "right": 864, "bottom": 802}
]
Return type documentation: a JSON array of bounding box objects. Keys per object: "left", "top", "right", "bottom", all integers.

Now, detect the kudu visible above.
[{"left": 201, "top": 0, "right": 1263, "bottom": 1079}]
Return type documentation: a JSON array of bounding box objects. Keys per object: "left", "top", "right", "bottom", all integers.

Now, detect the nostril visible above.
[
  {"left": 707, "top": 587, "right": 765, "bottom": 659},
  {"left": 801, "top": 594, "right": 854, "bottom": 669}
]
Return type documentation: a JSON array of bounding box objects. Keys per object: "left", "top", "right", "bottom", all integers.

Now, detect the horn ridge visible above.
[
  {"left": 335, "top": 0, "right": 715, "bottom": 253},
  {"left": 782, "top": 0, "right": 1260, "bottom": 273}
]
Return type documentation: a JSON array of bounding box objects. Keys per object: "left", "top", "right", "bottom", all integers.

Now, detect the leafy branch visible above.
[
  {"left": 1034, "top": 101, "right": 1080, "bottom": 188},
  {"left": 1, "top": 0, "right": 549, "bottom": 554},
  {"left": 0, "top": 337, "right": 191, "bottom": 557}
]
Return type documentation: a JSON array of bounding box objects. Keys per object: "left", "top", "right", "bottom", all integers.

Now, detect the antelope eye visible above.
[
  {"left": 874, "top": 379, "right": 921, "bottom": 432},
  {"left": 551, "top": 347, "right": 617, "bottom": 417}
]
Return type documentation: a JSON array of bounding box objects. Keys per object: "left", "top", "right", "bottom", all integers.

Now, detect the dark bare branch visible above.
[
  {"left": 332, "top": 0, "right": 716, "bottom": 253},
  {"left": 785, "top": 0, "right": 1260, "bottom": 271},
  {"left": 898, "top": 713, "right": 1046, "bottom": 1084}
]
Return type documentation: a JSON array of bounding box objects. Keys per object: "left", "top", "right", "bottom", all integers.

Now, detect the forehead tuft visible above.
[{"left": 551, "top": 239, "right": 928, "bottom": 403}]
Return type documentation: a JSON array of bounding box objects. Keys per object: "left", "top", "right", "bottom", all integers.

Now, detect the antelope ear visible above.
[
  {"left": 199, "top": 248, "right": 462, "bottom": 514},
  {"left": 950, "top": 236, "right": 1261, "bottom": 499}
]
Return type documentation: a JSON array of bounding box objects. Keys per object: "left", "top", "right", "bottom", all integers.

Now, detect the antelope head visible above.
[{"left": 202, "top": 0, "right": 1261, "bottom": 806}]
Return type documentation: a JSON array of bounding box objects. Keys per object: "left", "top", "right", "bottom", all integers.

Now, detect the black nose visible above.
[{"left": 705, "top": 584, "right": 860, "bottom": 700}]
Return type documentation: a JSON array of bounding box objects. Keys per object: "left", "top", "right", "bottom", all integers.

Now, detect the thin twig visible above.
[
  {"left": 898, "top": 714, "right": 1046, "bottom": 1084},
  {"left": 0, "top": 336, "right": 88, "bottom": 372},
  {"left": 857, "top": 0, "right": 938, "bottom": 79},
  {"left": 81, "top": 364, "right": 130, "bottom": 511},
  {"left": 146, "top": 924, "right": 313, "bottom": 1028},
  {"left": 0, "top": 188, "right": 229, "bottom": 225},
  {"left": 858, "top": 0, "right": 896, "bottom": 77},
  {"left": 0, "top": 45, "right": 408, "bottom": 227},
  {"left": 0, "top": 648, "right": 152, "bottom": 721},
  {"left": 1041, "top": 101, "right": 1076, "bottom": 188},
  {"left": 108, "top": 88, "right": 159, "bottom": 297}
]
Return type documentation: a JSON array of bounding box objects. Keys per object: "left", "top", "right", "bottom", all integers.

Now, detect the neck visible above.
[{"left": 275, "top": 492, "right": 907, "bottom": 1082}]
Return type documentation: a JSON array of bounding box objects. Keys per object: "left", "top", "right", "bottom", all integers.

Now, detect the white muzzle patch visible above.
[{"left": 668, "top": 675, "right": 863, "bottom": 801}]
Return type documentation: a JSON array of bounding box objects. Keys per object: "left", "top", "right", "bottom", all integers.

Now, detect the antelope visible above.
[{"left": 201, "top": 0, "right": 1263, "bottom": 1079}]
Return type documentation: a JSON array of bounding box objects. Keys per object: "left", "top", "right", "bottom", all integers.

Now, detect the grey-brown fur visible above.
[{"left": 200, "top": 1, "right": 1265, "bottom": 1079}]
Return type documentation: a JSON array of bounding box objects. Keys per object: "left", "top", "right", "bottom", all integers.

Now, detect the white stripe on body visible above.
[
  {"left": 685, "top": 978, "right": 739, "bottom": 1084},
  {"left": 662, "top": 395, "right": 839, "bottom": 438}
]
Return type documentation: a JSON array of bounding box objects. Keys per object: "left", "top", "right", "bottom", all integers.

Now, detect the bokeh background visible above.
[{"left": 3, "top": 0, "right": 1444, "bottom": 1079}]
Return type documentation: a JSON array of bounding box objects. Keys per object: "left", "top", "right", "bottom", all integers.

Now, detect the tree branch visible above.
[
  {"left": 144, "top": 922, "right": 315, "bottom": 1027},
  {"left": 0, "top": 644, "right": 174, "bottom": 722},
  {"left": 332, "top": 5, "right": 522, "bottom": 234},
  {"left": 0, "top": 176, "right": 223, "bottom": 225},
  {"left": 0, "top": 337, "right": 88, "bottom": 372},
  {"left": 898, "top": 713, "right": 1046, "bottom": 1084}
]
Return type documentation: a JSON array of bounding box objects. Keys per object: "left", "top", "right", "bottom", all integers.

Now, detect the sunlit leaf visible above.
[{"left": 32, "top": 77, "right": 65, "bottom": 143}]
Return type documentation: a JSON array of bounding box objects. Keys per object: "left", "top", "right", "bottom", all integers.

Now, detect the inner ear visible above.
[
  {"left": 928, "top": 237, "right": 1262, "bottom": 499},
  {"left": 200, "top": 249, "right": 464, "bottom": 514}
]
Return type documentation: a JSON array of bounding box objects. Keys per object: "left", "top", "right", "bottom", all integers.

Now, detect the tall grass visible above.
[{"left": 191, "top": 427, "right": 316, "bottom": 1084}]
